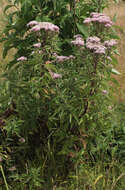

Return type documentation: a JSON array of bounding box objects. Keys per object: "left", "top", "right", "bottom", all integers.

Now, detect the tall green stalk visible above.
[{"left": 0, "top": 165, "right": 9, "bottom": 190}]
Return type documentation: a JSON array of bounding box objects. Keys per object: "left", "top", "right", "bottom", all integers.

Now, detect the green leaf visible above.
[
  {"left": 76, "top": 23, "right": 89, "bottom": 38},
  {"left": 113, "top": 0, "right": 119, "bottom": 3},
  {"left": 44, "top": 64, "right": 56, "bottom": 71},
  {"left": 111, "top": 56, "right": 118, "bottom": 65},
  {"left": 3, "top": 42, "right": 13, "bottom": 58},
  {"left": 109, "top": 33, "right": 120, "bottom": 40},
  {"left": 112, "top": 14, "right": 117, "bottom": 23},
  {"left": 111, "top": 77, "right": 120, "bottom": 86},
  {"left": 111, "top": 68, "right": 121, "bottom": 75},
  {"left": 113, "top": 25, "right": 125, "bottom": 34}
]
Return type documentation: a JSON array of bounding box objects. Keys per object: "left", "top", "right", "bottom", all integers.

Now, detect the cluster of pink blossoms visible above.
[
  {"left": 86, "top": 36, "right": 106, "bottom": 54},
  {"left": 70, "top": 34, "right": 117, "bottom": 54},
  {"left": 27, "top": 20, "right": 59, "bottom": 33},
  {"left": 102, "top": 90, "right": 108, "bottom": 95},
  {"left": 45, "top": 61, "right": 62, "bottom": 79},
  {"left": 19, "top": 137, "right": 25, "bottom": 143},
  {"left": 33, "top": 42, "right": 41, "bottom": 48},
  {"left": 53, "top": 53, "right": 75, "bottom": 63},
  {"left": 49, "top": 70, "right": 62, "bottom": 79},
  {"left": 83, "top": 12, "right": 113, "bottom": 27},
  {"left": 104, "top": 39, "right": 117, "bottom": 48},
  {"left": 71, "top": 34, "right": 84, "bottom": 47},
  {"left": 17, "top": 56, "right": 27, "bottom": 61}
]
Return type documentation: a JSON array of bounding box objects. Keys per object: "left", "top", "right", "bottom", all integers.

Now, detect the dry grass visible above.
[
  {"left": 0, "top": 0, "right": 125, "bottom": 101},
  {"left": 105, "top": 1, "right": 125, "bottom": 102},
  {"left": 0, "top": 0, "right": 15, "bottom": 68}
]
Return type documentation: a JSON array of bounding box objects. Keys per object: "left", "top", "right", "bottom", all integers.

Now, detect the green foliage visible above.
[
  {"left": 1, "top": 0, "right": 101, "bottom": 59},
  {"left": 0, "top": 0, "right": 124, "bottom": 190}
]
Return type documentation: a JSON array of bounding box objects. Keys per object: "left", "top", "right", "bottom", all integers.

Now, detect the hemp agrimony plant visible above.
[{"left": 0, "top": 0, "right": 122, "bottom": 189}]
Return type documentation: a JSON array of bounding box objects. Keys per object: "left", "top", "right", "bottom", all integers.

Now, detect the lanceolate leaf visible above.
[
  {"left": 111, "top": 68, "right": 121, "bottom": 75},
  {"left": 76, "top": 23, "right": 89, "bottom": 38}
]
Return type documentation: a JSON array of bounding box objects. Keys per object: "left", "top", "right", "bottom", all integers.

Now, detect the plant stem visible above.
[
  {"left": 97, "top": 0, "right": 103, "bottom": 12},
  {"left": 70, "top": 0, "right": 76, "bottom": 35},
  {"left": 0, "top": 165, "right": 9, "bottom": 190}
]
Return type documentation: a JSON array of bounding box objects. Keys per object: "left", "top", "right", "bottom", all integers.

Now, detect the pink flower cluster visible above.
[
  {"left": 86, "top": 36, "right": 100, "bottom": 44},
  {"left": 27, "top": 21, "right": 59, "bottom": 33},
  {"left": 33, "top": 43, "right": 41, "bottom": 48},
  {"left": 86, "top": 36, "right": 106, "bottom": 54},
  {"left": 17, "top": 56, "right": 27, "bottom": 61},
  {"left": 102, "top": 90, "right": 108, "bottom": 95},
  {"left": 83, "top": 12, "right": 113, "bottom": 27},
  {"left": 71, "top": 34, "right": 84, "bottom": 47},
  {"left": 107, "top": 56, "right": 112, "bottom": 61},
  {"left": 104, "top": 39, "right": 117, "bottom": 48},
  {"left": 54, "top": 53, "right": 75, "bottom": 63},
  {"left": 27, "top": 20, "right": 38, "bottom": 27},
  {"left": 19, "top": 137, "right": 25, "bottom": 143},
  {"left": 49, "top": 70, "right": 62, "bottom": 79}
]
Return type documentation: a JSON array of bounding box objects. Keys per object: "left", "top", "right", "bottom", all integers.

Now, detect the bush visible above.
[{"left": 0, "top": 0, "right": 124, "bottom": 190}]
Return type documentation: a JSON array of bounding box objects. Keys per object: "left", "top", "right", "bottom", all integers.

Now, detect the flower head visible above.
[
  {"left": 29, "top": 21, "right": 59, "bottom": 33},
  {"left": 107, "top": 56, "right": 112, "bottom": 61},
  {"left": 104, "top": 39, "right": 117, "bottom": 47},
  {"left": 74, "top": 34, "right": 83, "bottom": 39},
  {"left": 86, "top": 36, "right": 106, "bottom": 54},
  {"left": 30, "top": 25, "right": 41, "bottom": 32},
  {"left": 95, "top": 46, "right": 106, "bottom": 54},
  {"left": 39, "top": 22, "right": 59, "bottom": 33},
  {"left": 102, "top": 90, "right": 108, "bottom": 95},
  {"left": 19, "top": 137, "right": 25, "bottom": 143},
  {"left": 83, "top": 17, "right": 92, "bottom": 24},
  {"left": 108, "top": 106, "right": 113, "bottom": 111},
  {"left": 54, "top": 54, "right": 75, "bottom": 63},
  {"left": 56, "top": 55, "right": 69, "bottom": 62},
  {"left": 49, "top": 70, "right": 62, "bottom": 79},
  {"left": 86, "top": 36, "right": 100, "bottom": 43},
  {"left": 71, "top": 35, "right": 84, "bottom": 47},
  {"left": 83, "top": 12, "right": 113, "bottom": 28},
  {"left": 33, "top": 43, "right": 41, "bottom": 48},
  {"left": 27, "top": 20, "right": 38, "bottom": 27},
  {"left": 17, "top": 56, "right": 27, "bottom": 61}
]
